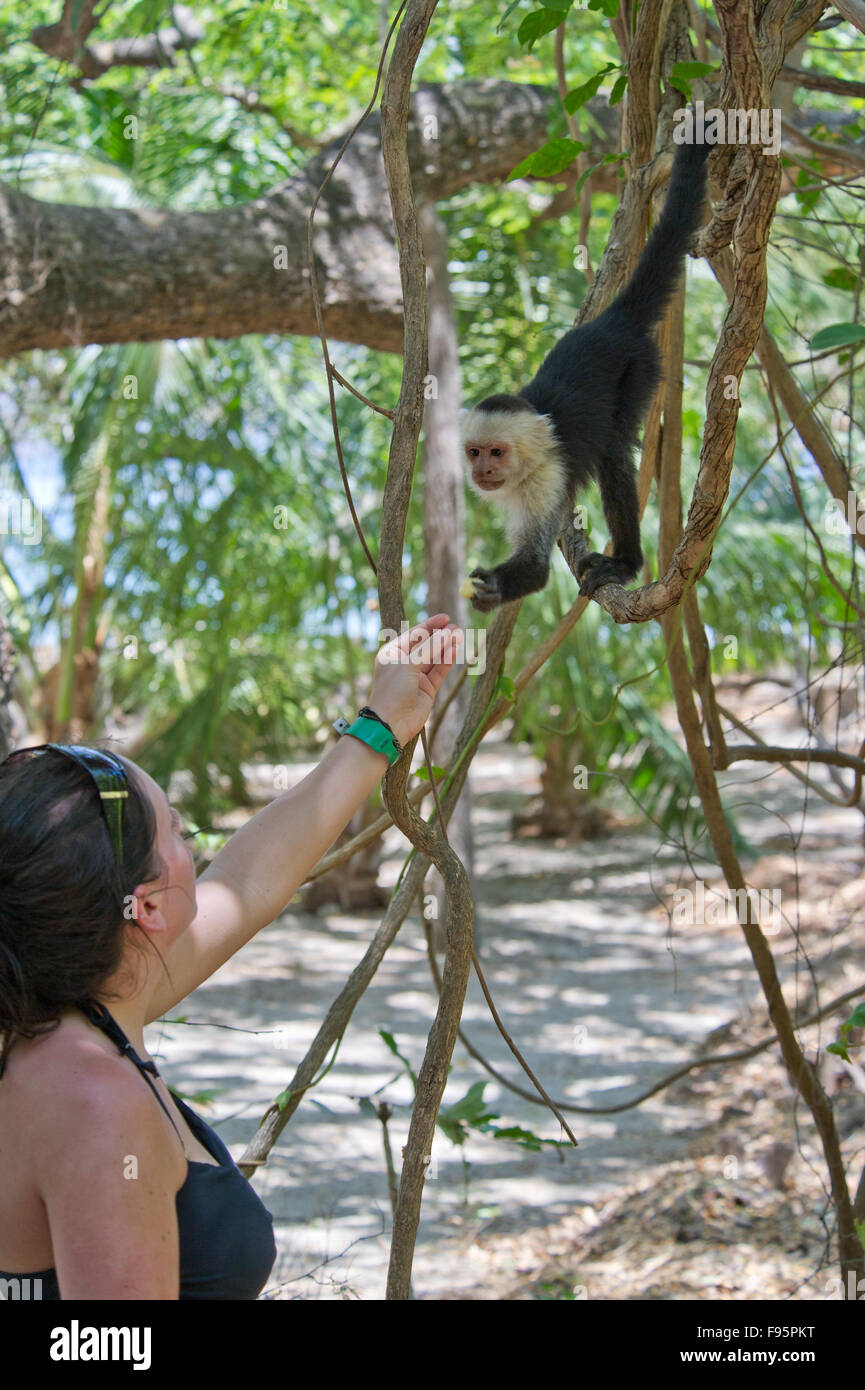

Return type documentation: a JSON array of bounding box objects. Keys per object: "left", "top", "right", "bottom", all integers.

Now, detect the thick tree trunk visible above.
[
  {"left": 0, "top": 82, "right": 562, "bottom": 358},
  {"left": 418, "top": 200, "right": 475, "bottom": 950}
]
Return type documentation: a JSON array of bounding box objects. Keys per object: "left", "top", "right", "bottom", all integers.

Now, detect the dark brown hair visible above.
[{"left": 0, "top": 748, "right": 166, "bottom": 1074}]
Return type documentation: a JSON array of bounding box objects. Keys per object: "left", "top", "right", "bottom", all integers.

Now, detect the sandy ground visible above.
[{"left": 147, "top": 712, "right": 865, "bottom": 1301}]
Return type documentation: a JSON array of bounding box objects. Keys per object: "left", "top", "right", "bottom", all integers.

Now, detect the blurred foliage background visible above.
[{"left": 0, "top": 0, "right": 862, "bottom": 840}]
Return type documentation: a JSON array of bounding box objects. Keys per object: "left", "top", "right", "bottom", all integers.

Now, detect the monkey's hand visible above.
[
  {"left": 467, "top": 567, "right": 503, "bottom": 613},
  {"left": 577, "top": 554, "right": 637, "bottom": 598}
]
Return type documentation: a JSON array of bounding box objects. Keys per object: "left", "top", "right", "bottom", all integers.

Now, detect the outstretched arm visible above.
[{"left": 145, "top": 615, "right": 463, "bottom": 1022}]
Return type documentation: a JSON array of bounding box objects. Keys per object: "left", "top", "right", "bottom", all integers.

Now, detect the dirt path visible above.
[{"left": 150, "top": 717, "right": 865, "bottom": 1301}]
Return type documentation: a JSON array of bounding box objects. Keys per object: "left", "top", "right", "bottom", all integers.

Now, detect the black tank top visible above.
[{"left": 0, "top": 1000, "right": 277, "bottom": 1299}]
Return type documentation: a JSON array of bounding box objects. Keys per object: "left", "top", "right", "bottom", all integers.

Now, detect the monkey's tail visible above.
[{"left": 606, "top": 135, "right": 713, "bottom": 333}]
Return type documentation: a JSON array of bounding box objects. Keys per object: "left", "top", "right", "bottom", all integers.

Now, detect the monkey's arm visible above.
[{"left": 468, "top": 506, "right": 563, "bottom": 612}]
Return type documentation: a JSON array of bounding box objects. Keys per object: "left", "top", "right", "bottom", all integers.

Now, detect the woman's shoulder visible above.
[
  {"left": 2, "top": 1013, "right": 185, "bottom": 1182},
  {"left": 3, "top": 1010, "right": 119, "bottom": 1098}
]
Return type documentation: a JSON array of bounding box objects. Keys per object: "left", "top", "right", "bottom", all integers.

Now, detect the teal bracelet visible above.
[{"left": 332, "top": 714, "right": 401, "bottom": 766}]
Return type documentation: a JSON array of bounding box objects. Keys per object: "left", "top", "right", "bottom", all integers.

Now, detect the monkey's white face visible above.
[
  {"left": 465, "top": 440, "right": 512, "bottom": 492},
  {"left": 462, "top": 406, "right": 557, "bottom": 502}
]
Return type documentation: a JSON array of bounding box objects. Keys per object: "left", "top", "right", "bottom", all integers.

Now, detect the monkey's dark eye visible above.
[
  {"left": 491, "top": 448, "right": 503, "bottom": 457},
  {"left": 468, "top": 448, "right": 479, "bottom": 458}
]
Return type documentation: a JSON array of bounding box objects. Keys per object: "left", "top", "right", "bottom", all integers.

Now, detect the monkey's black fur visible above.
[{"left": 466, "top": 135, "right": 713, "bottom": 609}]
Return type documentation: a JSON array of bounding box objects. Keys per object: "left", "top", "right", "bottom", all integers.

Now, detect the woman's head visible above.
[{"left": 0, "top": 746, "right": 193, "bottom": 1067}]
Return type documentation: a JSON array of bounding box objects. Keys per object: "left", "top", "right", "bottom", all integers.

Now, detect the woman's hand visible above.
[{"left": 366, "top": 613, "right": 464, "bottom": 748}]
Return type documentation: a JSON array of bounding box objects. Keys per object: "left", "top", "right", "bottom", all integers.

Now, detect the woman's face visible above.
[{"left": 126, "top": 762, "right": 198, "bottom": 938}]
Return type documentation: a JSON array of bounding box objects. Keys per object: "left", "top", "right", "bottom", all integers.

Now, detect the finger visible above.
[
  {"left": 387, "top": 613, "right": 451, "bottom": 658},
  {"left": 415, "top": 627, "right": 463, "bottom": 679},
  {"left": 405, "top": 613, "right": 451, "bottom": 649},
  {"left": 408, "top": 623, "right": 457, "bottom": 668}
]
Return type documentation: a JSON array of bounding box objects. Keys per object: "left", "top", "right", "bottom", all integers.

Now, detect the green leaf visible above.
[
  {"left": 497, "top": 674, "right": 517, "bottom": 699},
  {"left": 827, "top": 1041, "right": 850, "bottom": 1062},
  {"left": 671, "top": 60, "right": 717, "bottom": 79},
  {"left": 493, "top": 1125, "right": 544, "bottom": 1150},
  {"left": 275, "top": 1087, "right": 293, "bottom": 1111},
  {"left": 843, "top": 1001, "right": 865, "bottom": 1029},
  {"left": 667, "top": 59, "right": 717, "bottom": 102},
  {"left": 517, "top": 9, "right": 568, "bottom": 47},
  {"left": 587, "top": 0, "right": 620, "bottom": 16},
  {"left": 564, "top": 65, "right": 619, "bottom": 114},
  {"left": 822, "top": 267, "right": 859, "bottom": 292},
  {"left": 414, "top": 764, "right": 445, "bottom": 780},
  {"left": 667, "top": 75, "right": 693, "bottom": 99},
  {"left": 810, "top": 324, "right": 865, "bottom": 352},
  {"left": 497, "top": 0, "right": 525, "bottom": 27},
  {"left": 609, "top": 73, "right": 628, "bottom": 106},
  {"left": 794, "top": 163, "right": 821, "bottom": 213},
  {"left": 437, "top": 1117, "right": 468, "bottom": 1145},
  {"left": 379, "top": 1029, "right": 417, "bottom": 1085},
  {"left": 492, "top": 1125, "right": 571, "bottom": 1150},
  {"left": 435, "top": 1082, "right": 502, "bottom": 1146},
  {"left": 575, "top": 150, "right": 627, "bottom": 194},
  {"left": 509, "top": 137, "right": 586, "bottom": 180},
  {"left": 440, "top": 1080, "right": 494, "bottom": 1123}
]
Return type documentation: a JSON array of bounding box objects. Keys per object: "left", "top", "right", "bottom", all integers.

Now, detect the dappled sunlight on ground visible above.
[{"left": 149, "top": 723, "right": 865, "bottom": 1300}]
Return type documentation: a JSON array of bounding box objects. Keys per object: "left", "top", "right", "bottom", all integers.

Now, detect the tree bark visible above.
[
  {"left": 2, "top": 69, "right": 851, "bottom": 362},
  {"left": 373, "top": 0, "right": 476, "bottom": 1304},
  {"left": 418, "top": 199, "right": 475, "bottom": 950},
  {"left": 0, "top": 82, "right": 560, "bottom": 359}
]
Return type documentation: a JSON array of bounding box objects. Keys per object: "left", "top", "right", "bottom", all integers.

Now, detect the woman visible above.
[{"left": 0, "top": 613, "right": 462, "bottom": 1299}]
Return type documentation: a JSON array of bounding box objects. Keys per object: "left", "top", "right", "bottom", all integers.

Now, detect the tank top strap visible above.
[{"left": 77, "top": 998, "right": 184, "bottom": 1146}]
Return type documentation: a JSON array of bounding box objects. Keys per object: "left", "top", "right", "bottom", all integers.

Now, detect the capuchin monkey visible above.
[{"left": 462, "top": 134, "right": 713, "bottom": 612}]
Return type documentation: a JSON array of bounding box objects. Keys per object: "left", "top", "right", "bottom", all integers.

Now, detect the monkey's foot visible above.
[
  {"left": 577, "top": 554, "right": 637, "bottom": 598},
  {"left": 468, "top": 567, "right": 502, "bottom": 613}
]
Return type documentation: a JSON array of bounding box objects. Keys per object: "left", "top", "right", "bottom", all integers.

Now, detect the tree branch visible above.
[
  {"left": 2, "top": 70, "right": 856, "bottom": 361},
  {"left": 776, "top": 63, "right": 865, "bottom": 98},
  {"left": 375, "top": 0, "right": 477, "bottom": 1304},
  {"left": 723, "top": 744, "right": 865, "bottom": 774},
  {"left": 0, "top": 81, "right": 556, "bottom": 359},
  {"left": 829, "top": 0, "right": 865, "bottom": 35},
  {"left": 30, "top": 2, "right": 204, "bottom": 79}
]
